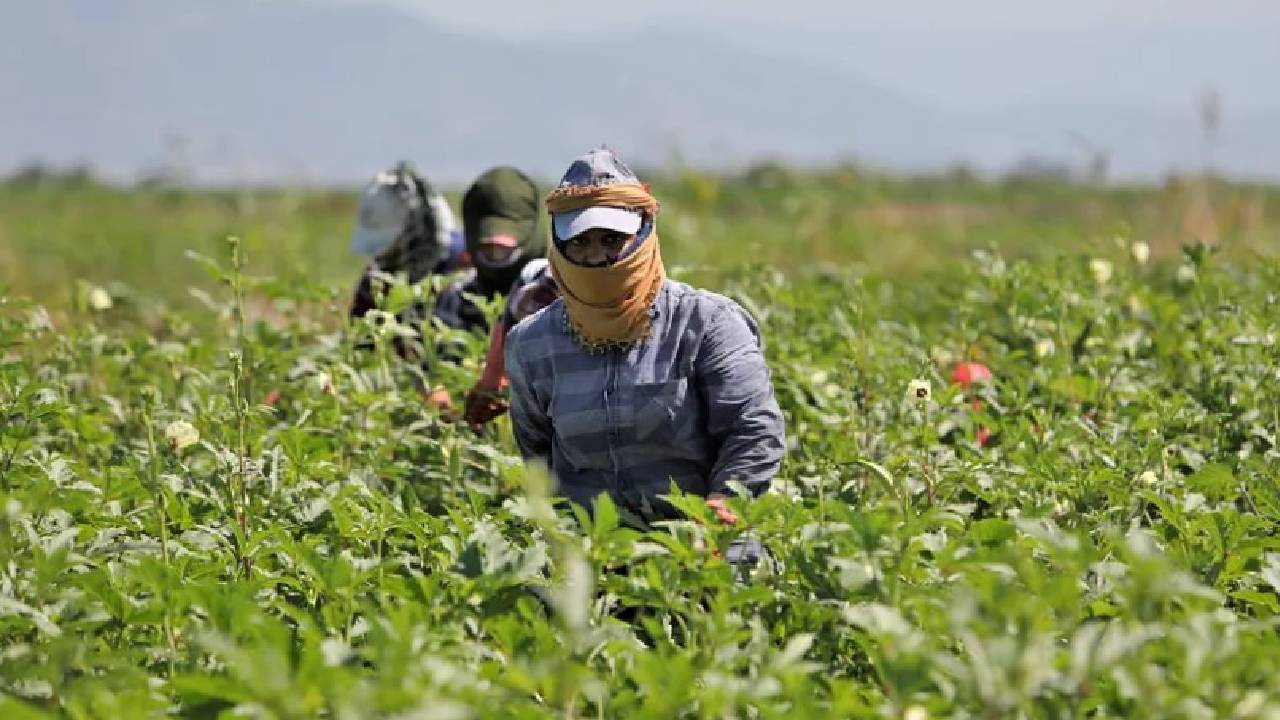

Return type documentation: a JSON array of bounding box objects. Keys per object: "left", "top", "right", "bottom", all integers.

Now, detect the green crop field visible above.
[{"left": 3, "top": 169, "right": 1280, "bottom": 718}]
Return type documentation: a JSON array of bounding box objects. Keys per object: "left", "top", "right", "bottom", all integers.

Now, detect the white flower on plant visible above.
[
  {"left": 905, "top": 379, "right": 931, "bottom": 401},
  {"left": 164, "top": 420, "right": 199, "bottom": 450},
  {"left": 363, "top": 310, "right": 397, "bottom": 333},
  {"left": 1130, "top": 241, "right": 1151, "bottom": 265},
  {"left": 1183, "top": 492, "right": 1207, "bottom": 513},
  {"left": 1088, "top": 258, "right": 1113, "bottom": 285},
  {"left": 87, "top": 286, "right": 113, "bottom": 312},
  {"left": 1137, "top": 470, "right": 1159, "bottom": 485},
  {"left": 320, "top": 637, "right": 350, "bottom": 667},
  {"left": 311, "top": 371, "right": 336, "bottom": 396},
  {"left": 1034, "top": 338, "right": 1056, "bottom": 358},
  {"left": 1175, "top": 264, "right": 1197, "bottom": 285},
  {"left": 904, "top": 706, "right": 929, "bottom": 720}
]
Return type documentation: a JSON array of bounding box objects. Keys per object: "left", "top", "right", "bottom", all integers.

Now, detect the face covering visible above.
[
  {"left": 462, "top": 167, "right": 544, "bottom": 294},
  {"left": 546, "top": 183, "right": 666, "bottom": 350}
]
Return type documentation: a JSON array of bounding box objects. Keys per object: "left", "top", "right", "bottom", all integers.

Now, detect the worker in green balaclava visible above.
[{"left": 433, "top": 166, "right": 545, "bottom": 333}]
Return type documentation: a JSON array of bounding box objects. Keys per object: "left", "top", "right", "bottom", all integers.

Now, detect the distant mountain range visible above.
[{"left": 3, "top": 0, "right": 1277, "bottom": 184}]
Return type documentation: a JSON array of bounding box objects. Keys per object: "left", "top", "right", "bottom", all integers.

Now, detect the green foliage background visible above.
[{"left": 2, "top": 169, "right": 1280, "bottom": 718}]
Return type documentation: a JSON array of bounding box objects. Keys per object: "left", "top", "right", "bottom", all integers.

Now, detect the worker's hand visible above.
[
  {"left": 706, "top": 493, "right": 739, "bottom": 526},
  {"left": 463, "top": 385, "right": 509, "bottom": 428},
  {"left": 419, "top": 386, "right": 457, "bottom": 418}
]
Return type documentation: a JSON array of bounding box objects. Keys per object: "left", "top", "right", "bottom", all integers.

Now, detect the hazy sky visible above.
[
  {"left": 340, "top": 0, "right": 1280, "bottom": 112},
  {"left": 377, "top": 0, "right": 1280, "bottom": 33},
  {"left": 5, "top": 0, "right": 1278, "bottom": 181}
]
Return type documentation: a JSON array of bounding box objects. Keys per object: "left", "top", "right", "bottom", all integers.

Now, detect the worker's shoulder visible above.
[
  {"left": 506, "top": 296, "right": 565, "bottom": 347},
  {"left": 663, "top": 280, "right": 754, "bottom": 327}
]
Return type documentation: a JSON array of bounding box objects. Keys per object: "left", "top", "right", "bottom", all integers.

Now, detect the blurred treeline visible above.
[{"left": 2, "top": 163, "right": 1278, "bottom": 312}]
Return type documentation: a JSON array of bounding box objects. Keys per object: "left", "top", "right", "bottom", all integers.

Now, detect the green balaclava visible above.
[{"left": 462, "top": 166, "right": 545, "bottom": 295}]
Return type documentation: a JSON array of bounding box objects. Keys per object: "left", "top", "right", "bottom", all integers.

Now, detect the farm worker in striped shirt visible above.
[{"left": 504, "top": 147, "right": 786, "bottom": 542}]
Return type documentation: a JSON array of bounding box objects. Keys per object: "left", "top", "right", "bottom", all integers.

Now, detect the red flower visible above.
[
  {"left": 950, "top": 361, "right": 993, "bottom": 388},
  {"left": 951, "top": 361, "right": 994, "bottom": 448}
]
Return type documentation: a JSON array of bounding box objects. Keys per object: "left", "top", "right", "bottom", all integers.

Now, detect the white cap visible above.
[
  {"left": 553, "top": 206, "right": 642, "bottom": 241},
  {"left": 350, "top": 180, "right": 411, "bottom": 255}
]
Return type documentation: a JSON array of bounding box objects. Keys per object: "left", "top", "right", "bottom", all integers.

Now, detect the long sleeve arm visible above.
[
  {"left": 504, "top": 329, "right": 553, "bottom": 463},
  {"left": 696, "top": 305, "right": 786, "bottom": 496}
]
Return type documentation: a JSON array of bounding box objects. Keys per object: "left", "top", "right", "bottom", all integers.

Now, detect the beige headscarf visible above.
[{"left": 546, "top": 183, "right": 665, "bottom": 350}]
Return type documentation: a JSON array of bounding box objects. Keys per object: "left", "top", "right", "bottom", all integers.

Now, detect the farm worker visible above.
[
  {"left": 432, "top": 166, "right": 546, "bottom": 333},
  {"left": 348, "top": 161, "right": 468, "bottom": 321},
  {"left": 258, "top": 162, "right": 463, "bottom": 409},
  {"left": 462, "top": 259, "right": 559, "bottom": 427},
  {"left": 348, "top": 164, "right": 546, "bottom": 413},
  {"left": 412, "top": 166, "right": 549, "bottom": 414},
  {"left": 340, "top": 162, "right": 469, "bottom": 410},
  {"left": 504, "top": 147, "right": 786, "bottom": 558}
]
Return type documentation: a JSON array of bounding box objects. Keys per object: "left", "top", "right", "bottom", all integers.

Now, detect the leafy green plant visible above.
[{"left": 3, "top": 196, "right": 1280, "bottom": 716}]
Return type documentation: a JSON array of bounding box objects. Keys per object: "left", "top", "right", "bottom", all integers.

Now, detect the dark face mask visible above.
[
  {"left": 462, "top": 167, "right": 545, "bottom": 294},
  {"left": 472, "top": 249, "right": 529, "bottom": 295}
]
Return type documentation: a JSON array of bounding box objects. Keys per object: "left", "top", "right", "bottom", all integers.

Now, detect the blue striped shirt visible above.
[{"left": 504, "top": 279, "right": 786, "bottom": 520}]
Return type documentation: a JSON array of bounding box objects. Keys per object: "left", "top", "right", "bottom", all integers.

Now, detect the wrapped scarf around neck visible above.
[{"left": 547, "top": 183, "right": 665, "bottom": 350}]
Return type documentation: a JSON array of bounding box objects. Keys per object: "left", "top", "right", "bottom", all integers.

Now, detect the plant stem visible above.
[
  {"left": 141, "top": 398, "right": 177, "bottom": 676},
  {"left": 922, "top": 400, "right": 935, "bottom": 504},
  {"left": 228, "top": 237, "right": 252, "bottom": 578}
]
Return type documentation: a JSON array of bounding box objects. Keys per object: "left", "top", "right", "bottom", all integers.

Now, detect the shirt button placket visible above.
[{"left": 603, "top": 350, "right": 622, "bottom": 491}]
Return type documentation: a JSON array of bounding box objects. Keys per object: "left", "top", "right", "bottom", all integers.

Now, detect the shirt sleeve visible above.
[
  {"left": 504, "top": 325, "right": 553, "bottom": 463},
  {"left": 475, "top": 320, "right": 508, "bottom": 392},
  {"left": 695, "top": 303, "right": 787, "bottom": 496},
  {"left": 348, "top": 265, "right": 378, "bottom": 320}
]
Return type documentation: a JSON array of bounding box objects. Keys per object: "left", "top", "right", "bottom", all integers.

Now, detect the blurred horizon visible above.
[{"left": 4, "top": 0, "right": 1279, "bottom": 185}]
